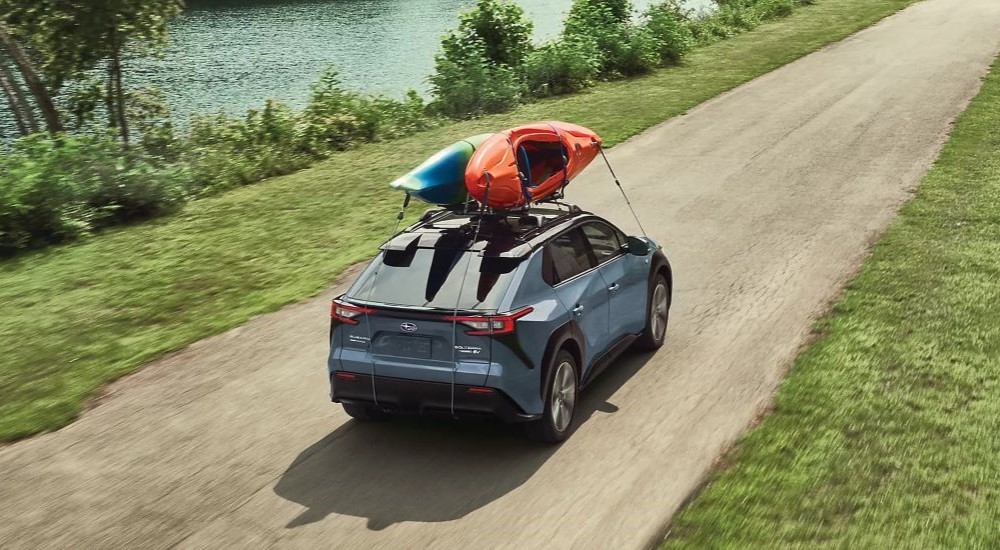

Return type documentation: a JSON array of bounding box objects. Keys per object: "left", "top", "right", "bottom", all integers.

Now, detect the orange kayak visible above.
[{"left": 465, "top": 121, "right": 602, "bottom": 209}]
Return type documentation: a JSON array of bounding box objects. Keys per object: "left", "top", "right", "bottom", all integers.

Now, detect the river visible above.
[
  {"left": 0, "top": 0, "right": 714, "bottom": 139},
  {"left": 137, "top": 0, "right": 715, "bottom": 121}
]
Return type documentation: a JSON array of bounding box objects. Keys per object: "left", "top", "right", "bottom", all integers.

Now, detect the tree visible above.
[
  {"left": 0, "top": 50, "right": 38, "bottom": 135},
  {"left": 0, "top": 22, "right": 63, "bottom": 133},
  {"left": 0, "top": 0, "right": 183, "bottom": 142},
  {"left": 94, "top": 0, "right": 183, "bottom": 146}
]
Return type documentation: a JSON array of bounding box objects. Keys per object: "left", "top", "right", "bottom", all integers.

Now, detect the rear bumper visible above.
[{"left": 331, "top": 372, "right": 540, "bottom": 423}]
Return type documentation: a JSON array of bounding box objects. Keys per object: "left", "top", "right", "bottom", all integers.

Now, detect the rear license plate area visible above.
[{"left": 374, "top": 334, "right": 432, "bottom": 359}]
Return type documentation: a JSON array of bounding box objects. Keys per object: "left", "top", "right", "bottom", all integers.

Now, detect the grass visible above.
[
  {"left": 0, "top": 0, "right": 923, "bottom": 441},
  {"left": 662, "top": 58, "right": 1000, "bottom": 547}
]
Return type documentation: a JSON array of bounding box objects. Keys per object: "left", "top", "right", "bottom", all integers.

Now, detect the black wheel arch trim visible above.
[
  {"left": 650, "top": 250, "right": 673, "bottom": 295},
  {"left": 539, "top": 320, "right": 584, "bottom": 402}
]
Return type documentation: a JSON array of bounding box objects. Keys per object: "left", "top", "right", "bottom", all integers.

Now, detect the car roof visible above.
[{"left": 380, "top": 205, "right": 604, "bottom": 258}]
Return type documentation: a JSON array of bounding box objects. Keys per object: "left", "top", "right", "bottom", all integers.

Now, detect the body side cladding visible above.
[
  {"left": 581, "top": 333, "right": 639, "bottom": 388},
  {"left": 492, "top": 330, "right": 536, "bottom": 370}
]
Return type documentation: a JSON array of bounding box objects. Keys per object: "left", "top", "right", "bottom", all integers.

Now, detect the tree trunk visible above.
[
  {"left": 112, "top": 45, "right": 129, "bottom": 148},
  {"left": 108, "top": 25, "right": 129, "bottom": 148},
  {"left": 0, "top": 56, "right": 36, "bottom": 135},
  {"left": 0, "top": 69, "right": 28, "bottom": 135},
  {"left": 106, "top": 58, "right": 117, "bottom": 129},
  {"left": 0, "top": 23, "right": 62, "bottom": 134}
]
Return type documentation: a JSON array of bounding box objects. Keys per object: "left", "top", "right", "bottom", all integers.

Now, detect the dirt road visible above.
[{"left": 3, "top": 1, "right": 1000, "bottom": 547}]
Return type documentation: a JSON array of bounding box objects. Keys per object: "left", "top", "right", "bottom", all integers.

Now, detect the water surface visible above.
[
  {"left": 139, "top": 0, "right": 715, "bottom": 120},
  {"left": 0, "top": 0, "right": 714, "bottom": 138}
]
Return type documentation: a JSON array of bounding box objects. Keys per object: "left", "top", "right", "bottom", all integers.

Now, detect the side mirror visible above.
[{"left": 625, "top": 236, "right": 650, "bottom": 256}]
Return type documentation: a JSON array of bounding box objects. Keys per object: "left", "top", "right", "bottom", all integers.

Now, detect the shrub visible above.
[
  {"left": 754, "top": 0, "right": 797, "bottom": 19},
  {"left": 301, "top": 70, "right": 430, "bottom": 150},
  {"left": 694, "top": 0, "right": 803, "bottom": 42},
  {"left": 87, "top": 155, "right": 189, "bottom": 223},
  {"left": 183, "top": 101, "right": 311, "bottom": 194},
  {"left": 644, "top": 1, "right": 695, "bottom": 64},
  {"left": 0, "top": 134, "right": 186, "bottom": 252},
  {"left": 564, "top": 0, "right": 659, "bottom": 78},
  {"left": 430, "top": 35, "right": 523, "bottom": 119},
  {"left": 429, "top": 0, "right": 532, "bottom": 119},
  {"left": 182, "top": 70, "right": 431, "bottom": 194},
  {"left": 368, "top": 91, "right": 434, "bottom": 141},
  {"left": 240, "top": 100, "right": 311, "bottom": 178},
  {"left": 456, "top": 0, "right": 534, "bottom": 68},
  {"left": 127, "top": 87, "right": 178, "bottom": 160},
  {"left": 564, "top": 0, "right": 629, "bottom": 77},
  {"left": 522, "top": 39, "right": 600, "bottom": 97},
  {"left": 688, "top": 16, "right": 736, "bottom": 44},
  {"left": 182, "top": 111, "right": 252, "bottom": 192},
  {"left": 616, "top": 26, "right": 662, "bottom": 76},
  {"left": 300, "top": 69, "right": 380, "bottom": 152},
  {"left": 717, "top": 2, "right": 763, "bottom": 31},
  {"left": 566, "top": 0, "right": 633, "bottom": 27}
]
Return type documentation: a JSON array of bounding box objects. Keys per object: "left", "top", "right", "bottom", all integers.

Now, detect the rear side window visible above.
[
  {"left": 347, "top": 247, "right": 519, "bottom": 311},
  {"left": 542, "top": 228, "right": 596, "bottom": 286},
  {"left": 581, "top": 221, "right": 624, "bottom": 264}
]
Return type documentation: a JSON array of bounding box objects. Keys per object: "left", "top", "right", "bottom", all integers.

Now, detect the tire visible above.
[
  {"left": 342, "top": 402, "right": 390, "bottom": 421},
  {"left": 525, "top": 350, "right": 579, "bottom": 444},
  {"left": 635, "top": 273, "right": 670, "bottom": 351}
]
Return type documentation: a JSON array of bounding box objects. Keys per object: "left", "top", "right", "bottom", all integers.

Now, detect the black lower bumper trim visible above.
[{"left": 331, "top": 373, "right": 539, "bottom": 423}]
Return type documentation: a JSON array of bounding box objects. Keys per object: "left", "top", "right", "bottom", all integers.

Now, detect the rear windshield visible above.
[{"left": 346, "top": 247, "right": 520, "bottom": 311}]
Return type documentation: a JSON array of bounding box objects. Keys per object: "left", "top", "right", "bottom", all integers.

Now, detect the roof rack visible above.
[
  {"left": 404, "top": 207, "right": 577, "bottom": 243},
  {"left": 418, "top": 207, "right": 453, "bottom": 224},
  {"left": 418, "top": 198, "right": 582, "bottom": 224}
]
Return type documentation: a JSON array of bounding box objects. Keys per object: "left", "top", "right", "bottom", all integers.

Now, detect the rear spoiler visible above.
[{"left": 379, "top": 232, "right": 532, "bottom": 259}]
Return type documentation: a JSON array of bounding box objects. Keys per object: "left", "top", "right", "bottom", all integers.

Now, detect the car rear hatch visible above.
[{"left": 333, "top": 227, "right": 530, "bottom": 415}]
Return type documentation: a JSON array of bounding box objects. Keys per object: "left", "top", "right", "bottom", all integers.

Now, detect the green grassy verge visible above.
[
  {"left": 663, "top": 59, "right": 1000, "bottom": 547},
  {"left": 0, "top": 0, "right": 922, "bottom": 441}
]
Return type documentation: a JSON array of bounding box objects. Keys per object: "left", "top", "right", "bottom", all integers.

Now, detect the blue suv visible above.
[{"left": 328, "top": 205, "right": 672, "bottom": 442}]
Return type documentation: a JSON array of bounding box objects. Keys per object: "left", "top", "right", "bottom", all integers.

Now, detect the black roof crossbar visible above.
[{"left": 380, "top": 205, "right": 588, "bottom": 258}]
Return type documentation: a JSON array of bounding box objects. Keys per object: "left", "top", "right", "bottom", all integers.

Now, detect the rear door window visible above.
[
  {"left": 542, "top": 228, "right": 597, "bottom": 286},
  {"left": 581, "top": 221, "right": 624, "bottom": 264}
]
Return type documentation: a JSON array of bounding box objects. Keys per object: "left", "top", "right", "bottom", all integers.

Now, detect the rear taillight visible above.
[
  {"left": 445, "top": 307, "right": 533, "bottom": 336},
  {"left": 331, "top": 300, "right": 374, "bottom": 325}
]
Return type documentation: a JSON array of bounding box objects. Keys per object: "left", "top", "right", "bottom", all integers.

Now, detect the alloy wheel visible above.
[
  {"left": 550, "top": 360, "right": 577, "bottom": 433},
  {"left": 651, "top": 282, "right": 668, "bottom": 342}
]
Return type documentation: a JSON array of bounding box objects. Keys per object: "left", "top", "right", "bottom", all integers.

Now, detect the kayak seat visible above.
[{"left": 517, "top": 141, "right": 567, "bottom": 190}]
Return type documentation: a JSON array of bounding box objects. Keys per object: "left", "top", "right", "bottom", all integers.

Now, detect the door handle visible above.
[
  {"left": 607, "top": 283, "right": 620, "bottom": 293},
  {"left": 572, "top": 304, "right": 585, "bottom": 316}
]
